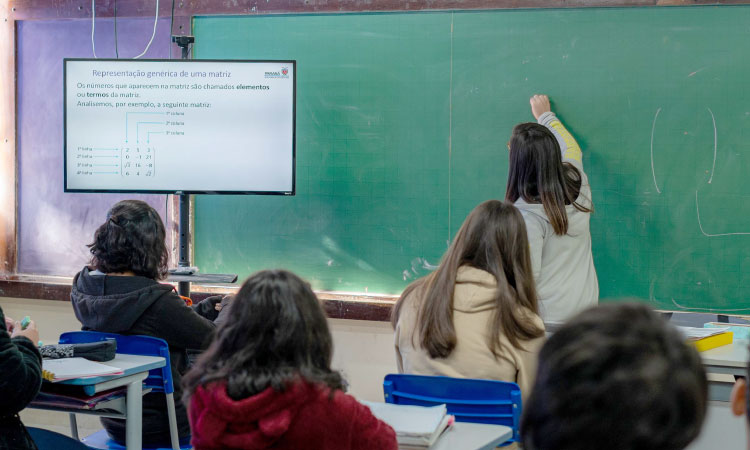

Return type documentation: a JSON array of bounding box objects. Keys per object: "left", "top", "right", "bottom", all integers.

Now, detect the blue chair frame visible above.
[
  {"left": 58, "top": 331, "right": 183, "bottom": 450},
  {"left": 383, "top": 373, "right": 522, "bottom": 443}
]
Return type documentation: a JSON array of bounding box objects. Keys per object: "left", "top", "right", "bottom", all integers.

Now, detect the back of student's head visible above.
[
  {"left": 392, "top": 199, "right": 543, "bottom": 360},
  {"left": 183, "top": 269, "right": 344, "bottom": 403},
  {"left": 521, "top": 302, "right": 707, "bottom": 450},
  {"left": 88, "top": 200, "right": 168, "bottom": 280},
  {"left": 505, "top": 122, "right": 589, "bottom": 235}
]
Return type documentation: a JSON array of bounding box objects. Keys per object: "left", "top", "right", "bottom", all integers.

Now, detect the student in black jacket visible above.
[
  {"left": 70, "top": 200, "right": 229, "bottom": 447},
  {"left": 0, "top": 307, "right": 42, "bottom": 450}
]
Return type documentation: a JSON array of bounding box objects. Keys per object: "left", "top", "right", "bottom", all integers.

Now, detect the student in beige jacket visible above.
[{"left": 392, "top": 200, "right": 545, "bottom": 397}]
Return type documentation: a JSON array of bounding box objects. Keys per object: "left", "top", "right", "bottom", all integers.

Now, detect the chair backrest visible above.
[
  {"left": 383, "top": 374, "right": 522, "bottom": 442},
  {"left": 59, "top": 331, "right": 174, "bottom": 394},
  {"left": 27, "top": 427, "right": 91, "bottom": 449}
]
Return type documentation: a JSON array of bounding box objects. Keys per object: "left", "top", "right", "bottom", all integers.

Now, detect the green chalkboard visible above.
[{"left": 193, "top": 7, "right": 750, "bottom": 312}]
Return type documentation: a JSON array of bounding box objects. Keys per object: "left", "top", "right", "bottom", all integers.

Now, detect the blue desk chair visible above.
[
  {"left": 58, "top": 331, "right": 189, "bottom": 450},
  {"left": 28, "top": 427, "right": 91, "bottom": 450},
  {"left": 383, "top": 373, "right": 522, "bottom": 445}
]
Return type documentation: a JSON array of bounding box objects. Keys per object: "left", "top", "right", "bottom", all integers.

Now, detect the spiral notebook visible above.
[
  {"left": 42, "top": 357, "right": 123, "bottom": 382},
  {"left": 363, "top": 402, "right": 453, "bottom": 448}
]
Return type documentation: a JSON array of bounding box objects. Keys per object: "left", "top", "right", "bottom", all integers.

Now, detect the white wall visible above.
[
  {"left": 1, "top": 296, "right": 745, "bottom": 449},
  {"left": 0, "top": 297, "right": 398, "bottom": 401}
]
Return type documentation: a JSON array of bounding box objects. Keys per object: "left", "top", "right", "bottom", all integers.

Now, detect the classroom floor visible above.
[
  {"left": 20, "top": 401, "right": 743, "bottom": 449},
  {"left": 21, "top": 408, "right": 101, "bottom": 440}
]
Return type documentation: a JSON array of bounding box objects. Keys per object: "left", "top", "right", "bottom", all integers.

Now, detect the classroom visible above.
[{"left": 2, "top": 0, "right": 750, "bottom": 449}]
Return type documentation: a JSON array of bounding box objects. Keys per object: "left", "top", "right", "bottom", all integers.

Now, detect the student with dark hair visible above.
[
  {"left": 0, "top": 307, "right": 42, "bottom": 450},
  {"left": 392, "top": 200, "right": 545, "bottom": 395},
  {"left": 521, "top": 302, "right": 708, "bottom": 450},
  {"left": 730, "top": 344, "right": 750, "bottom": 448},
  {"left": 183, "top": 269, "right": 397, "bottom": 450},
  {"left": 70, "top": 199, "right": 228, "bottom": 447},
  {"left": 505, "top": 95, "right": 597, "bottom": 322}
]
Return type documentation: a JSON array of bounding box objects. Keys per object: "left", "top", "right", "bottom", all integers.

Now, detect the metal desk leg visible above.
[
  {"left": 69, "top": 413, "right": 79, "bottom": 440},
  {"left": 125, "top": 373, "right": 147, "bottom": 450}
]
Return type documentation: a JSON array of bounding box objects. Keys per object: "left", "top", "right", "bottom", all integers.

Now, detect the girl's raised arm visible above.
[{"left": 530, "top": 95, "right": 583, "bottom": 170}]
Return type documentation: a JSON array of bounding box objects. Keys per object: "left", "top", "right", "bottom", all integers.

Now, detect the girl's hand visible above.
[
  {"left": 5, "top": 317, "right": 14, "bottom": 333},
  {"left": 11, "top": 319, "right": 39, "bottom": 344},
  {"left": 530, "top": 94, "right": 551, "bottom": 120},
  {"left": 216, "top": 295, "right": 233, "bottom": 311}
]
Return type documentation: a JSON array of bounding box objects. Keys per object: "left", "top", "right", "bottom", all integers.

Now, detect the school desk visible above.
[
  {"left": 700, "top": 338, "right": 749, "bottom": 402},
  {"left": 29, "top": 353, "right": 166, "bottom": 450}
]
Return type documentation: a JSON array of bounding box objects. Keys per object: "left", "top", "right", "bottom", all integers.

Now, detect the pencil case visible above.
[{"left": 39, "top": 339, "right": 116, "bottom": 362}]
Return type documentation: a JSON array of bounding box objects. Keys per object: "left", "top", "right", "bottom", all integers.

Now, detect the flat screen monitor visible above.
[{"left": 64, "top": 58, "right": 296, "bottom": 194}]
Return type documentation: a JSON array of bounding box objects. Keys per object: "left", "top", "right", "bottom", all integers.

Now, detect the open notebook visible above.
[
  {"left": 363, "top": 402, "right": 453, "bottom": 449},
  {"left": 42, "top": 357, "right": 123, "bottom": 382}
]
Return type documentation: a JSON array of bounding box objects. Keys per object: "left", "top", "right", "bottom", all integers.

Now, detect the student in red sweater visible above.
[{"left": 182, "top": 269, "right": 397, "bottom": 450}]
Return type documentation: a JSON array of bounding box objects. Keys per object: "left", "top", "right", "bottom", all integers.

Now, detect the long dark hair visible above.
[
  {"left": 392, "top": 200, "right": 543, "bottom": 359},
  {"left": 88, "top": 200, "right": 168, "bottom": 280},
  {"left": 505, "top": 122, "right": 591, "bottom": 235},
  {"left": 183, "top": 270, "right": 345, "bottom": 403}
]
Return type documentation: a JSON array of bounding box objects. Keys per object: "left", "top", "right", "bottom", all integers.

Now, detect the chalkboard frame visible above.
[{"left": 63, "top": 57, "right": 297, "bottom": 196}]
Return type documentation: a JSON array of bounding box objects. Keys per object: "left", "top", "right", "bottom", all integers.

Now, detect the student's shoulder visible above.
[
  {"left": 514, "top": 203, "right": 551, "bottom": 234},
  {"left": 321, "top": 390, "right": 388, "bottom": 429},
  {"left": 145, "top": 285, "right": 190, "bottom": 312}
]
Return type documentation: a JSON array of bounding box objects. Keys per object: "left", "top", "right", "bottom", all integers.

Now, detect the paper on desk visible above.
[
  {"left": 362, "top": 401, "right": 447, "bottom": 437},
  {"left": 676, "top": 326, "right": 730, "bottom": 340},
  {"left": 42, "top": 357, "right": 123, "bottom": 382}
]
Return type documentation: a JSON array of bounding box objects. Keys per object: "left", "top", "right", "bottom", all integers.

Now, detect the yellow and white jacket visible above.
[{"left": 514, "top": 112, "right": 599, "bottom": 323}]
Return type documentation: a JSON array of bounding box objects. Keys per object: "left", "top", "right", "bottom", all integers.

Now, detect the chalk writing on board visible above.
[
  {"left": 402, "top": 257, "right": 438, "bottom": 281},
  {"left": 707, "top": 107, "right": 717, "bottom": 184},
  {"left": 695, "top": 190, "right": 750, "bottom": 237},
  {"left": 650, "top": 107, "right": 662, "bottom": 194}
]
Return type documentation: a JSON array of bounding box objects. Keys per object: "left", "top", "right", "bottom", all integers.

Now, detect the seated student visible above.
[
  {"left": 392, "top": 200, "right": 546, "bottom": 395},
  {"left": 183, "top": 269, "right": 397, "bottom": 450},
  {"left": 70, "top": 199, "right": 228, "bottom": 447},
  {"left": 521, "top": 303, "right": 708, "bottom": 450},
  {"left": 730, "top": 346, "right": 750, "bottom": 448},
  {"left": 0, "top": 308, "right": 42, "bottom": 450}
]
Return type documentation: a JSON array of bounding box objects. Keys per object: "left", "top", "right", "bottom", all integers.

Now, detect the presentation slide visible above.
[{"left": 64, "top": 59, "right": 295, "bottom": 194}]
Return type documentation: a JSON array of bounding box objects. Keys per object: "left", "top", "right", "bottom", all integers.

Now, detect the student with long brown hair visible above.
[
  {"left": 392, "top": 200, "right": 545, "bottom": 395},
  {"left": 183, "top": 270, "right": 397, "bottom": 450},
  {"left": 505, "top": 95, "right": 598, "bottom": 322}
]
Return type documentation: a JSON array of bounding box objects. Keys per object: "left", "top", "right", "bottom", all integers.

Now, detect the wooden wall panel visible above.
[{"left": 0, "top": 2, "right": 17, "bottom": 277}]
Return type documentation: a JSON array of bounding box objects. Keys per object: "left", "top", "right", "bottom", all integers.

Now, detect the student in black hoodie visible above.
[
  {"left": 0, "top": 307, "right": 42, "bottom": 450},
  {"left": 70, "top": 199, "right": 228, "bottom": 447}
]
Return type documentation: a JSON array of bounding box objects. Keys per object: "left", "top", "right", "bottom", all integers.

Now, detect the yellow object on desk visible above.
[{"left": 692, "top": 332, "right": 734, "bottom": 352}]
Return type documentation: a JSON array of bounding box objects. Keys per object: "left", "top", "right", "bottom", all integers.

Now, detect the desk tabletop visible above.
[
  {"left": 430, "top": 422, "right": 513, "bottom": 450},
  {"left": 55, "top": 354, "right": 165, "bottom": 386},
  {"left": 701, "top": 338, "right": 749, "bottom": 368}
]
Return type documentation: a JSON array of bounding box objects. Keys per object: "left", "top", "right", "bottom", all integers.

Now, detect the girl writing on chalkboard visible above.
[
  {"left": 183, "top": 269, "right": 397, "bottom": 450},
  {"left": 505, "top": 95, "right": 597, "bottom": 322},
  {"left": 392, "top": 200, "right": 545, "bottom": 396},
  {"left": 70, "top": 200, "right": 229, "bottom": 447}
]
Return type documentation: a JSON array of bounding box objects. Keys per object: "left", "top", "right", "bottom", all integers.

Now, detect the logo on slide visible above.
[{"left": 265, "top": 68, "right": 290, "bottom": 79}]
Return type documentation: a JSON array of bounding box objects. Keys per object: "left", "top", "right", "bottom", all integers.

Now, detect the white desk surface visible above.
[
  {"left": 55, "top": 354, "right": 165, "bottom": 386},
  {"left": 700, "top": 339, "right": 748, "bottom": 368},
  {"left": 430, "top": 422, "right": 513, "bottom": 450}
]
